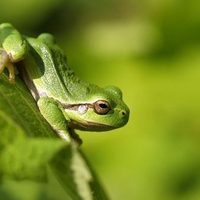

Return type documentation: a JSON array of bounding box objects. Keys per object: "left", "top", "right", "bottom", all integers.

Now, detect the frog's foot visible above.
[
  {"left": 0, "top": 50, "right": 17, "bottom": 84},
  {"left": 56, "top": 129, "right": 72, "bottom": 143},
  {"left": 69, "top": 128, "right": 83, "bottom": 145},
  {"left": 57, "top": 129, "right": 82, "bottom": 145}
]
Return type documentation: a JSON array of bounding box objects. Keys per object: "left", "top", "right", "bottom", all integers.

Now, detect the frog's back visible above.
[
  {"left": 21, "top": 34, "right": 91, "bottom": 104},
  {"left": 0, "top": 23, "right": 94, "bottom": 104}
]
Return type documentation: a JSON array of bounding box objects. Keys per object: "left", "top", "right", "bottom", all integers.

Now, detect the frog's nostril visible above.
[{"left": 121, "top": 111, "right": 126, "bottom": 116}]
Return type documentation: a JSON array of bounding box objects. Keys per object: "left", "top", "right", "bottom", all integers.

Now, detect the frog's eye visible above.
[{"left": 93, "top": 100, "right": 110, "bottom": 115}]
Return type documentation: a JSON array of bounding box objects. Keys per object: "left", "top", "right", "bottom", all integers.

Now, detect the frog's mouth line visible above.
[{"left": 68, "top": 120, "right": 116, "bottom": 131}]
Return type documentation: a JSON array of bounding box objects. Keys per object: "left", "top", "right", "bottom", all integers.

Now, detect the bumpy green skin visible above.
[{"left": 0, "top": 23, "right": 130, "bottom": 144}]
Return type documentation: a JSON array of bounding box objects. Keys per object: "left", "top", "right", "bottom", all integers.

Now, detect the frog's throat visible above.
[{"left": 68, "top": 120, "right": 115, "bottom": 131}]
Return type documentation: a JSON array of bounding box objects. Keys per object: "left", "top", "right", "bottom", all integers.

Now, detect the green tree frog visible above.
[{"left": 0, "top": 23, "right": 129, "bottom": 144}]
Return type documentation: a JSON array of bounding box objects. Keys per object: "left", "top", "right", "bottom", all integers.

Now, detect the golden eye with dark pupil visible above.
[{"left": 94, "top": 100, "right": 110, "bottom": 115}]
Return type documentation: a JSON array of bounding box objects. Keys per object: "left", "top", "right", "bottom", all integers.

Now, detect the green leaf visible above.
[{"left": 0, "top": 73, "right": 109, "bottom": 200}]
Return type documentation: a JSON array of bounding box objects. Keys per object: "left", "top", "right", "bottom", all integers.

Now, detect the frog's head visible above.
[{"left": 63, "top": 86, "right": 130, "bottom": 131}]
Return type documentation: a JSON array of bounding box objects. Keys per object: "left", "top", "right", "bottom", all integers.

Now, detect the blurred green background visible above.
[{"left": 1, "top": 0, "right": 200, "bottom": 200}]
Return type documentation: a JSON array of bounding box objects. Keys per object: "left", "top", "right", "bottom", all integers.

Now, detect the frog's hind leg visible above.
[{"left": 0, "top": 49, "right": 16, "bottom": 84}]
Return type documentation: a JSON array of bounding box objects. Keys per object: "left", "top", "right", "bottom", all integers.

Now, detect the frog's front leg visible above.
[{"left": 38, "top": 97, "right": 81, "bottom": 144}]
